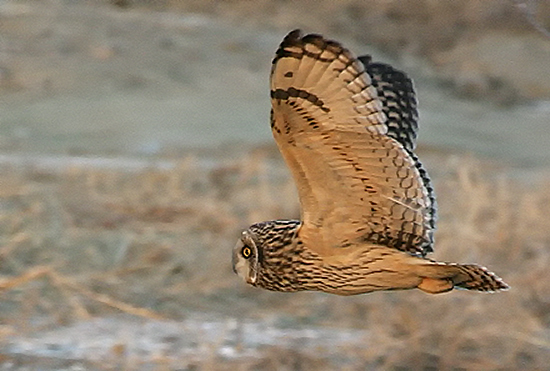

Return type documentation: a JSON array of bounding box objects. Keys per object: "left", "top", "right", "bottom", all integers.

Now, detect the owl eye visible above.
[{"left": 241, "top": 246, "right": 252, "bottom": 259}]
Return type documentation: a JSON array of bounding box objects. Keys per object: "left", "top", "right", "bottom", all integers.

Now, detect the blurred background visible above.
[{"left": 0, "top": 0, "right": 549, "bottom": 369}]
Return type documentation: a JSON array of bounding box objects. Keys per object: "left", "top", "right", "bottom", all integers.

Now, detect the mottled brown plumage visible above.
[{"left": 232, "top": 30, "right": 508, "bottom": 295}]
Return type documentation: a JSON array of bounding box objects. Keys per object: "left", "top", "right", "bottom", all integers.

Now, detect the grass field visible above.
[
  {"left": 0, "top": 147, "right": 549, "bottom": 370},
  {"left": 0, "top": 1, "right": 549, "bottom": 369}
]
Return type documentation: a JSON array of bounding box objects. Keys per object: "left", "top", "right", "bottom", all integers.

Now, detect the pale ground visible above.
[
  {"left": 1, "top": 0, "right": 550, "bottom": 165},
  {"left": 0, "top": 1, "right": 550, "bottom": 370}
]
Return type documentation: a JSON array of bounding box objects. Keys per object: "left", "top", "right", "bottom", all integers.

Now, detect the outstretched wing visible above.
[{"left": 270, "top": 30, "right": 435, "bottom": 257}]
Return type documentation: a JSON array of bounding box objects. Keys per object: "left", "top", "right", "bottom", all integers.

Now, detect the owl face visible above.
[{"left": 232, "top": 229, "right": 261, "bottom": 285}]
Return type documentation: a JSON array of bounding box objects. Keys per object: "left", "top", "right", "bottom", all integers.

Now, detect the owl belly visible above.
[{"left": 298, "top": 245, "right": 424, "bottom": 295}]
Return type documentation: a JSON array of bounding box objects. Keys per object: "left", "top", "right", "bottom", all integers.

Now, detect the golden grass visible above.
[{"left": 0, "top": 148, "right": 549, "bottom": 369}]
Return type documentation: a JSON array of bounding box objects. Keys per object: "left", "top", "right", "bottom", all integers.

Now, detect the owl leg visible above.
[{"left": 417, "top": 277, "right": 454, "bottom": 294}]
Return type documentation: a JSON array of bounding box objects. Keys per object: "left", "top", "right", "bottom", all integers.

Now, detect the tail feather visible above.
[
  {"left": 417, "top": 262, "right": 509, "bottom": 294},
  {"left": 452, "top": 264, "right": 509, "bottom": 292}
]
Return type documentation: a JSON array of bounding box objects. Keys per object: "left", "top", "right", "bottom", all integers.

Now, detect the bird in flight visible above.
[{"left": 232, "top": 30, "right": 508, "bottom": 295}]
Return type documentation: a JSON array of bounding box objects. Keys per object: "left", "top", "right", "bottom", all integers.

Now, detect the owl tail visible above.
[{"left": 416, "top": 262, "right": 509, "bottom": 294}]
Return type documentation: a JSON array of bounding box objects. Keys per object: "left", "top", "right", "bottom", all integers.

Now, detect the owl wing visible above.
[
  {"left": 362, "top": 58, "right": 438, "bottom": 247},
  {"left": 270, "top": 30, "right": 435, "bottom": 257}
]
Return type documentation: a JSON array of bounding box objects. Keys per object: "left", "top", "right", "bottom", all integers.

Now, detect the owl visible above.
[{"left": 232, "top": 30, "right": 508, "bottom": 295}]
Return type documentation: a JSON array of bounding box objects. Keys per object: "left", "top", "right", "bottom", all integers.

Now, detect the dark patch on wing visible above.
[
  {"left": 359, "top": 57, "right": 419, "bottom": 152},
  {"left": 271, "top": 88, "right": 331, "bottom": 113},
  {"left": 409, "top": 151, "right": 437, "bottom": 252},
  {"left": 361, "top": 226, "right": 429, "bottom": 257}
]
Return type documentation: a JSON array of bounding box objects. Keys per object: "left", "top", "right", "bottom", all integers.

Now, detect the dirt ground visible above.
[
  {"left": 0, "top": 1, "right": 550, "bottom": 370},
  {"left": 110, "top": 0, "right": 550, "bottom": 103}
]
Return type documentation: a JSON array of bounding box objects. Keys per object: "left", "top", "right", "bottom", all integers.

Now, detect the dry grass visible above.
[{"left": 0, "top": 148, "right": 549, "bottom": 370}]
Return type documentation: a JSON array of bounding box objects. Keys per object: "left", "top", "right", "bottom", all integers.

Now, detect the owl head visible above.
[{"left": 232, "top": 220, "right": 302, "bottom": 289}]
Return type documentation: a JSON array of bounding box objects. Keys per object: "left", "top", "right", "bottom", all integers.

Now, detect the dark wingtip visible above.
[
  {"left": 495, "top": 279, "right": 510, "bottom": 292},
  {"left": 282, "top": 29, "right": 303, "bottom": 45},
  {"left": 274, "top": 29, "right": 351, "bottom": 66},
  {"left": 357, "top": 54, "right": 373, "bottom": 68},
  {"left": 273, "top": 29, "right": 303, "bottom": 65}
]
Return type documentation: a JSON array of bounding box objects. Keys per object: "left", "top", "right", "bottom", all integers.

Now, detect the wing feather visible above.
[
  {"left": 361, "top": 58, "right": 438, "bottom": 249},
  {"left": 270, "top": 30, "right": 435, "bottom": 257}
]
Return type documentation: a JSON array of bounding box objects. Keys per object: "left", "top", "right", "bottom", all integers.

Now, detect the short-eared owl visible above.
[{"left": 232, "top": 30, "right": 508, "bottom": 295}]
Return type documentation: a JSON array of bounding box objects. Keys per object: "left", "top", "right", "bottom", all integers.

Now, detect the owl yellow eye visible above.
[{"left": 241, "top": 246, "right": 252, "bottom": 259}]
